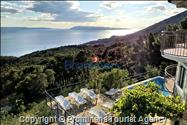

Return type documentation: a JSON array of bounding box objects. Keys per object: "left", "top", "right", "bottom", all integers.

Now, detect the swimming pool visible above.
[{"left": 127, "top": 76, "right": 171, "bottom": 96}]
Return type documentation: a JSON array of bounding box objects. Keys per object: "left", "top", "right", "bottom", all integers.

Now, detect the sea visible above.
[{"left": 1, "top": 28, "right": 138, "bottom": 57}]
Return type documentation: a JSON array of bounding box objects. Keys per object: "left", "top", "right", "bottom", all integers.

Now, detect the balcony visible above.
[
  {"left": 161, "top": 30, "right": 187, "bottom": 63},
  {"left": 164, "top": 64, "right": 177, "bottom": 93},
  {"left": 164, "top": 64, "right": 186, "bottom": 103}
]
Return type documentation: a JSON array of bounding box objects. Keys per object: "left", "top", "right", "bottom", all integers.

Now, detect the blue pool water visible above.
[{"left": 128, "top": 76, "right": 171, "bottom": 96}]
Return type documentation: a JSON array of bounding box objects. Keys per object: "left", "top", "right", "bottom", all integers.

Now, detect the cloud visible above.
[
  {"left": 100, "top": 1, "right": 167, "bottom": 10},
  {"left": 27, "top": 13, "right": 55, "bottom": 21},
  {"left": 124, "top": 1, "right": 166, "bottom": 5},
  {"left": 152, "top": 6, "right": 166, "bottom": 11},
  {"left": 1, "top": 1, "right": 34, "bottom": 14},
  {"left": 146, "top": 5, "right": 186, "bottom": 15},
  {"left": 1, "top": 1, "right": 99, "bottom": 22},
  {"left": 28, "top": 1, "right": 98, "bottom": 22},
  {"left": 1, "top": 1, "right": 186, "bottom": 29},
  {"left": 1, "top": 1, "right": 19, "bottom": 14},
  {"left": 101, "top": 1, "right": 122, "bottom": 9},
  {"left": 147, "top": 6, "right": 166, "bottom": 13},
  {"left": 1, "top": 7, "right": 19, "bottom": 14}
]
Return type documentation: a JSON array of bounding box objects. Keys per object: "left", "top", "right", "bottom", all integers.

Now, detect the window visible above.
[{"left": 178, "top": 66, "right": 186, "bottom": 89}]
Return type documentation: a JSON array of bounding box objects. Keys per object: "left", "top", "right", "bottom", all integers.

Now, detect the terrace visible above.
[
  {"left": 164, "top": 64, "right": 186, "bottom": 102},
  {"left": 45, "top": 74, "right": 177, "bottom": 125},
  {"left": 46, "top": 90, "right": 114, "bottom": 125},
  {"left": 160, "top": 30, "right": 187, "bottom": 63}
]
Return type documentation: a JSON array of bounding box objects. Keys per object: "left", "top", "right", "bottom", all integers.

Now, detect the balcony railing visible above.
[
  {"left": 164, "top": 64, "right": 185, "bottom": 100},
  {"left": 161, "top": 30, "right": 187, "bottom": 57},
  {"left": 164, "top": 64, "right": 177, "bottom": 93}
]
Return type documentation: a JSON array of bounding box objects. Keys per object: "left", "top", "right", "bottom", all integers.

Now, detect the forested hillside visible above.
[{"left": 0, "top": 31, "right": 171, "bottom": 113}]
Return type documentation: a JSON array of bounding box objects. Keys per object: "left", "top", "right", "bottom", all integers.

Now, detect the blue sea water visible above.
[{"left": 1, "top": 28, "right": 138, "bottom": 57}]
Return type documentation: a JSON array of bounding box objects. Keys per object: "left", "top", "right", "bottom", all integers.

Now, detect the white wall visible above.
[{"left": 175, "top": 62, "right": 187, "bottom": 102}]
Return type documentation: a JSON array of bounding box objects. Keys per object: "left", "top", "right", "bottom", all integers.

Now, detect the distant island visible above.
[
  {"left": 2, "top": 26, "right": 128, "bottom": 31},
  {"left": 1, "top": 27, "right": 53, "bottom": 32},
  {"left": 70, "top": 26, "right": 128, "bottom": 30}
]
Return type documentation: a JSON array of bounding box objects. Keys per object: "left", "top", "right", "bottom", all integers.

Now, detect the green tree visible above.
[
  {"left": 75, "top": 50, "right": 89, "bottom": 62},
  {"left": 181, "top": 18, "right": 187, "bottom": 29},
  {"left": 45, "top": 69, "right": 55, "bottom": 86},
  {"left": 166, "top": 24, "right": 180, "bottom": 31},
  {"left": 88, "top": 69, "right": 130, "bottom": 93},
  {"left": 112, "top": 82, "right": 185, "bottom": 125},
  {"left": 15, "top": 99, "right": 26, "bottom": 113},
  {"left": 148, "top": 33, "right": 155, "bottom": 51},
  {"left": 102, "top": 68, "right": 130, "bottom": 89},
  {"left": 87, "top": 69, "right": 103, "bottom": 93},
  {"left": 15, "top": 66, "right": 48, "bottom": 102},
  {"left": 144, "top": 65, "right": 160, "bottom": 79}
]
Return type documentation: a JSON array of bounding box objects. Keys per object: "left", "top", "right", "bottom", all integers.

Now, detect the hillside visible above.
[{"left": 86, "top": 10, "right": 187, "bottom": 46}]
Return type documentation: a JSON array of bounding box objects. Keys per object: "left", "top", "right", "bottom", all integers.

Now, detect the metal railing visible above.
[
  {"left": 164, "top": 64, "right": 177, "bottom": 94},
  {"left": 44, "top": 90, "right": 80, "bottom": 125},
  {"left": 165, "top": 64, "right": 177, "bottom": 79},
  {"left": 161, "top": 30, "right": 187, "bottom": 57},
  {"left": 164, "top": 64, "right": 185, "bottom": 99}
]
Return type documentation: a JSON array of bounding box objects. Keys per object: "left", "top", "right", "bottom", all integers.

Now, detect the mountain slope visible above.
[{"left": 86, "top": 10, "right": 187, "bottom": 46}]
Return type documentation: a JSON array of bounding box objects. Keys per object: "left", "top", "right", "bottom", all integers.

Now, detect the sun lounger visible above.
[
  {"left": 101, "top": 102, "right": 114, "bottom": 109},
  {"left": 105, "top": 88, "right": 119, "bottom": 96},
  {"left": 55, "top": 95, "right": 72, "bottom": 110},
  {"left": 89, "top": 107, "right": 106, "bottom": 118},
  {"left": 80, "top": 88, "right": 97, "bottom": 99},
  {"left": 69, "top": 92, "right": 87, "bottom": 105}
]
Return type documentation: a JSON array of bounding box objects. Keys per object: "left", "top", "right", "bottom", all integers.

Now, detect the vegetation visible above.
[
  {"left": 112, "top": 82, "right": 186, "bottom": 125},
  {"left": 181, "top": 18, "right": 187, "bottom": 29},
  {"left": 1, "top": 19, "right": 185, "bottom": 124},
  {"left": 1, "top": 101, "right": 54, "bottom": 125},
  {"left": 166, "top": 24, "right": 180, "bottom": 31},
  {"left": 144, "top": 65, "right": 160, "bottom": 79},
  {"left": 87, "top": 68, "right": 130, "bottom": 93},
  {"left": 166, "top": 17, "right": 187, "bottom": 30}
]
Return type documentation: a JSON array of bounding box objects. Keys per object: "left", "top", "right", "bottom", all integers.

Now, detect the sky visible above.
[{"left": 1, "top": 1, "right": 186, "bottom": 29}]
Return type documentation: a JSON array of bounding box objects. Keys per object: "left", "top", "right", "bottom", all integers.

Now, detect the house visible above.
[
  {"left": 161, "top": 29, "right": 187, "bottom": 125},
  {"left": 161, "top": 30, "right": 187, "bottom": 102}
]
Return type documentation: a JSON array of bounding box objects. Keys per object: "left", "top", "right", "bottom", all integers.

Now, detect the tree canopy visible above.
[
  {"left": 181, "top": 18, "right": 187, "bottom": 29},
  {"left": 112, "top": 82, "right": 185, "bottom": 124}
]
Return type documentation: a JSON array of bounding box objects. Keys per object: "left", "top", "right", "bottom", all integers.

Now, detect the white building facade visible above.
[{"left": 161, "top": 30, "right": 187, "bottom": 102}]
